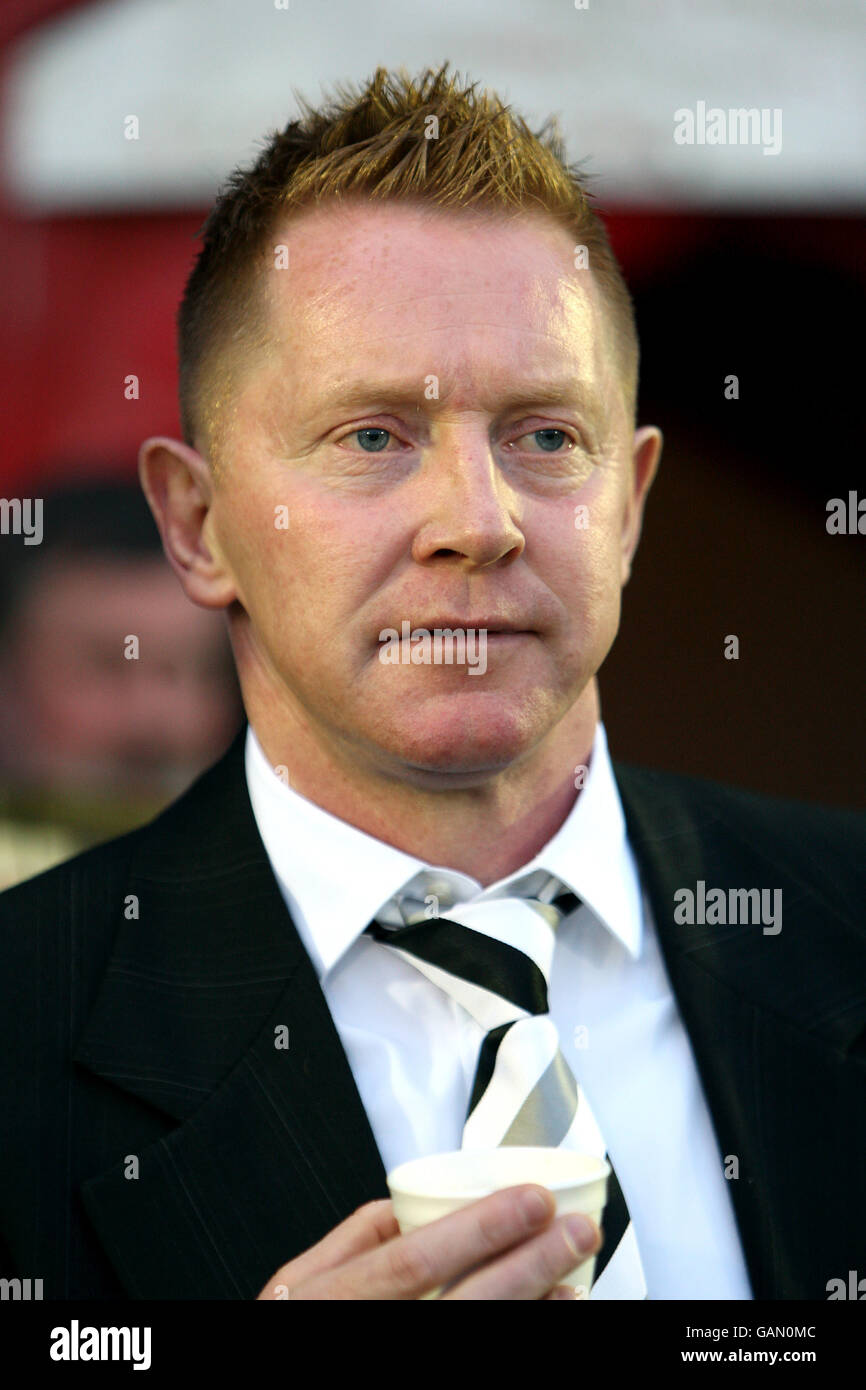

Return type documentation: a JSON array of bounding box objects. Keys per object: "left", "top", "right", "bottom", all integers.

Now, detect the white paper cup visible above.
[{"left": 387, "top": 1147, "right": 609, "bottom": 1298}]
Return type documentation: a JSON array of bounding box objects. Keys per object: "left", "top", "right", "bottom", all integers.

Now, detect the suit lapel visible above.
[
  {"left": 614, "top": 762, "right": 866, "bottom": 1298},
  {"left": 73, "top": 729, "right": 388, "bottom": 1299}
]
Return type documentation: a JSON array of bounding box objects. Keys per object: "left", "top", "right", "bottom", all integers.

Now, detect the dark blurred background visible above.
[
  {"left": 0, "top": 1, "right": 863, "bottom": 887},
  {"left": 604, "top": 218, "right": 865, "bottom": 806}
]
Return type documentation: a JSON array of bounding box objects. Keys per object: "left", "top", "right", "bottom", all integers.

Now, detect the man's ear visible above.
[
  {"left": 621, "top": 424, "right": 663, "bottom": 585},
  {"left": 138, "top": 437, "right": 238, "bottom": 609}
]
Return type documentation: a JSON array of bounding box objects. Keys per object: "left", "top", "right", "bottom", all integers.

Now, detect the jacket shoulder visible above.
[
  {"left": 614, "top": 760, "right": 865, "bottom": 836},
  {"left": 613, "top": 761, "right": 866, "bottom": 917},
  {"left": 0, "top": 732, "right": 246, "bottom": 981},
  {"left": 0, "top": 821, "right": 152, "bottom": 989}
]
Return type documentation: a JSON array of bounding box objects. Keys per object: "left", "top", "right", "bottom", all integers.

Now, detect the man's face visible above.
[
  {"left": 205, "top": 199, "right": 653, "bottom": 784},
  {"left": 1, "top": 557, "right": 238, "bottom": 797}
]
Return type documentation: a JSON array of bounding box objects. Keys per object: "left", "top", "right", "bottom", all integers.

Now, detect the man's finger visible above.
[
  {"left": 441, "top": 1212, "right": 599, "bottom": 1301},
  {"left": 298, "top": 1183, "right": 557, "bottom": 1300}
]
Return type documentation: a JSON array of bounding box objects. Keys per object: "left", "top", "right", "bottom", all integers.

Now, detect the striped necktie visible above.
[{"left": 366, "top": 869, "right": 645, "bottom": 1297}]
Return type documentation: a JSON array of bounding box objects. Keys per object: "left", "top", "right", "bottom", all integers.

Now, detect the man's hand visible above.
[{"left": 256, "top": 1184, "right": 601, "bottom": 1300}]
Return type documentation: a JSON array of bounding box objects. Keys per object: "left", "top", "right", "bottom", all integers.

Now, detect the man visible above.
[
  {"left": 1, "top": 65, "right": 864, "bottom": 1302},
  {"left": 0, "top": 479, "right": 241, "bottom": 889}
]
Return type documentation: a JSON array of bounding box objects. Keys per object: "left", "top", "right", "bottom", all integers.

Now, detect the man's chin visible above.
[{"left": 371, "top": 697, "right": 549, "bottom": 783}]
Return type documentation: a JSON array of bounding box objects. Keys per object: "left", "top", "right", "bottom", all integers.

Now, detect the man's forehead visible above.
[
  {"left": 270, "top": 194, "right": 574, "bottom": 255},
  {"left": 308, "top": 369, "right": 605, "bottom": 419},
  {"left": 256, "top": 311, "right": 606, "bottom": 425},
  {"left": 229, "top": 199, "right": 626, "bottom": 434},
  {"left": 259, "top": 201, "right": 604, "bottom": 375},
  {"left": 265, "top": 198, "right": 599, "bottom": 321}
]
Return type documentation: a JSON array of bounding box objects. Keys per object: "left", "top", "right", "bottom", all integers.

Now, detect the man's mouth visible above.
[{"left": 410, "top": 618, "right": 533, "bottom": 634}]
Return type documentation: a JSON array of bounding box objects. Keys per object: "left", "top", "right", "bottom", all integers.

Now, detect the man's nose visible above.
[{"left": 410, "top": 434, "right": 525, "bottom": 569}]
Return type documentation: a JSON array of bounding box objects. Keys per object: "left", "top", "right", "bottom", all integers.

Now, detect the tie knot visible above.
[
  {"left": 365, "top": 878, "right": 583, "bottom": 1021},
  {"left": 375, "top": 870, "right": 462, "bottom": 928},
  {"left": 365, "top": 905, "right": 552, "bottom": 1017},
  {"left": 373, "top": 868, "right": 579, "bottom": 931}
]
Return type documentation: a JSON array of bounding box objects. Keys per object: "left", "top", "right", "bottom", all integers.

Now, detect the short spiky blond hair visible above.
[{"left": 178, "top": 63, "right": 639, "bottom": 459}]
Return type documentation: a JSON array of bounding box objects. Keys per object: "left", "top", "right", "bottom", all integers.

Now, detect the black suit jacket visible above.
[{"left": 1, "top": 727, "right": 864, "bottom": 1299}]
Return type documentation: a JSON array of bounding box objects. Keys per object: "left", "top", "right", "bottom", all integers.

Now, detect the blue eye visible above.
[
  {"left": 345, "top": 425, "right": 573, "bottom": 454},
  {"left": 531, "top": 429, "right": 568, "bottom": 452},
  {"left": 355, "top": 428, "right": 391, "bottom": 452}
]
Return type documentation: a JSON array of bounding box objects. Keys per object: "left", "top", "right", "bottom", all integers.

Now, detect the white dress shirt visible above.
[{"left": 245, "top": 720, "right": 753, "bottom": 1299}]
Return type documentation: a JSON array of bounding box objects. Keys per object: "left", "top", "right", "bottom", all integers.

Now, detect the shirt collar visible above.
[
  {"left": 244, "top": 719, "right": 642, "bottom": 981},
  {"left": 515, "top": 721, "right": 643, "bottom": 960}
]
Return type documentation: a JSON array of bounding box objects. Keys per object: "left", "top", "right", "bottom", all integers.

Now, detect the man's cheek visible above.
[{"left": 562, "top": 536, "right": 617, "bottom": 603}]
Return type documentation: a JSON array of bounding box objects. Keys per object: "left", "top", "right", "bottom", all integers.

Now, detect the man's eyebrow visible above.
[{"left": 323, "top": 378, "right": 602, "bottom": 415}]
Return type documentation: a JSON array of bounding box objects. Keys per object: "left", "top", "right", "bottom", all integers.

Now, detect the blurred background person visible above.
[{"left": 0, "top": 477, "right": 242, "bottom": 888}]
